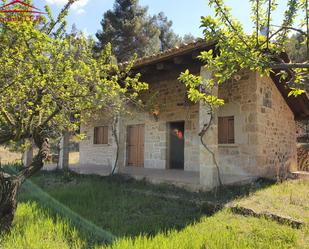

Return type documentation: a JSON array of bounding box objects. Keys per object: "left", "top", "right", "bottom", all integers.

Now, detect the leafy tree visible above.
[
  {"left": 179, "top": 0, "right": 309, "bottom": 186},
  {"left": 180, "top": 0, "right": 308, "bottom": 104},
  {"left": 286, "top": 33, "right": 308, "bottom": 62},
  {"left": 182, "top": 33, "right": 197, "bottom": 44},
  {"left": 153, "top": 12, "right": 182, "bottom": 51},
  {"left": 0, "top": 0, "right": 147, "bottom": 232},
  {"left": 95, "top": 0, "right": 161, "bottom": 62}
]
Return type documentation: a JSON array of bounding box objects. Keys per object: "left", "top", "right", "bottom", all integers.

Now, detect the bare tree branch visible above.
[
  {"left": 212, "top": 0, "right": 250, "bottom": 48},
  {"left": 266, "top": 0, "right": 272, "bottom": 49},
  {"left": 270, "top": 63, "right": 309, "bottom": 69}
]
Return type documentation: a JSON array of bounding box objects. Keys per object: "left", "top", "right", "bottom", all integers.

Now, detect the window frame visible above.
[
  {"left": 93, "top": 126, "right": 109, "bottom": 145},
  {"left": 218, "top": 116, "right": 235, "bottom": 144}
]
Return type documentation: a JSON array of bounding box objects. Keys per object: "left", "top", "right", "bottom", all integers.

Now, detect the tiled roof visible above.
[
  {"left": 120, "top": 39, "right": 216, "bottom": 68},
  {"left": 119, "top": 38, "right": 309, "bottom": 119}
]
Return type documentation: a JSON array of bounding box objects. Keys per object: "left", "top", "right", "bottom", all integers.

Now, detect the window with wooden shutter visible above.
[
  {"left": 218, "top": 116, "right": 235, "bottom": 144},
  {"left": 94, "top": 126, "right": 108, "bottom": 144}
]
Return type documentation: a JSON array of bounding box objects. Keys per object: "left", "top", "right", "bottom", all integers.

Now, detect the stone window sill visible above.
[
  {"left": 93, "top": 144, "right": 111, "bottom": 147},
  {"left": 218, "top": 143, "right": 239, "bottom": 148}
]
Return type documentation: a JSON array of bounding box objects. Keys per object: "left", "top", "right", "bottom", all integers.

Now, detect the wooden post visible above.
[
  {"left": 59, "top": 132, "right": 70, "bottom": 170},
  {"left": 23, "top": 146, "right": 33, "bottom": 167}
]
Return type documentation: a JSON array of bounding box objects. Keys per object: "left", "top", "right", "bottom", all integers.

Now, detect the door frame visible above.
[{"left": 166, "top": 120, "right": 185, "bottom": 170}]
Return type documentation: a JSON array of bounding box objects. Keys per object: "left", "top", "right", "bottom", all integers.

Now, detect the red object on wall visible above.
[{"left": 177, "top": 131, "right": 183, "bottom": 140}]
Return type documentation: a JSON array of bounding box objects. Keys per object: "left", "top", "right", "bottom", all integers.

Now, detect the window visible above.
[
  {"left": 218, "top": 116, "right": 235, "bottom": 144},
  {"left": 94, "top": 126, "right": 108, "bottom": 144}
]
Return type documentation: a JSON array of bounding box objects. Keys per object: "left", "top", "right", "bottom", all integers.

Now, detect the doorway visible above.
[
  {"left": 127, "top": 124, "right": 144, "bottom": 167},
  {"left": 168, "top": 121, "right": 185, "bottom": 170}
]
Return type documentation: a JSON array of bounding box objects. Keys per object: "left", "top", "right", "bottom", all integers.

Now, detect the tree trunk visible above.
[
  {"left": 0, "top": 136, "right": 50, "bottom": 233},
  {"left": 0, "top": 175, "right": 19, "bottom": 233},
  {"left": 111, "top": 116, "right": 119, "bottom": 175}
]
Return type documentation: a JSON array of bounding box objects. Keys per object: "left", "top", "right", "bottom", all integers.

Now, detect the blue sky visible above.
[{"left": 32, "top": 0, "right": 294, "bottom": 40}]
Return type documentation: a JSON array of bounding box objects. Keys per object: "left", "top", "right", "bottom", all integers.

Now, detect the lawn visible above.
[
  {"left": 232, "top": 180, "right": 309, "bottom": 223},
  {"left": 0, "top": 170, "right": 308, "bottom": 249}
]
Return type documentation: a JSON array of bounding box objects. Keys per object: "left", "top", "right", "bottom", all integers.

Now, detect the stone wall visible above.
[
  {"left": 79, "top": 67, "right": 297, "bottom": 185},
  {"left": 217, "top": 71, "right": 297, "bottom": 183},
  {"left": 217, "top": 71, "right": 261, "bottom": 184},
  {"left": 119, "top": 66, "right": 201, "bottom": 171},
  {"left": 255, "top": 74, "right": 297, "bottom": 177},
  {"left": 79, "top": 111, "right": 116, "bottom": 169},
  {"left": 80, "top": 64, "right": 202, "bottom": 172}
]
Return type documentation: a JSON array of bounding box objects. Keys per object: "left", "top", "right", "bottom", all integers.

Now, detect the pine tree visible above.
[
  {"left": 182, "top": 33, "right": 196, "bottom": 44},
  {"left": 153, "top": 12, "right": 182, "bottom": 51},
  {"left": 96, "top": 0, "right": 160, "bottom": 62},
  {"left": 285, "top": 34, "right": 307, "bottom": 63}
]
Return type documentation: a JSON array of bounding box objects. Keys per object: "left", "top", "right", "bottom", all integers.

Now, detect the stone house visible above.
[{"left": 79, "top": 40, "right": 309, "bottom": 189}]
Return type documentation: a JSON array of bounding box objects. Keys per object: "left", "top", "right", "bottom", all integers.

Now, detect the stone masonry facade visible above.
[
  {"left": 80, "top": 67, "right": 298, "bottom": 187},
  {"left": 217, "top": 71, "right": 297, "bottom": 183},
  {"left": 80, "top": 111, "right": 117, "bottom": 168},
  {"left": 255, "top": 74, "right": 297, "bottom": 176},
  {"left": 80, "top": 65, "right": 201, "bottom": 172}
]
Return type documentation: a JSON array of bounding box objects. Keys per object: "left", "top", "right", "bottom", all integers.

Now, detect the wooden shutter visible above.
[
  {"left": 218, "top": 116, "right": 234, "bottom": 144},
  {"left": 94, "top": 126, "right": 108, "bottom": 144},
  {"left": 218, "top": 117, "right": 228, "bottom": 144},
  {"left": 227, "top": 117, "right": 235, "bottom": 144}
]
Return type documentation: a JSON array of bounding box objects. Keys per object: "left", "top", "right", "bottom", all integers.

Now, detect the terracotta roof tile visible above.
[{"left": 120, "top": 39, "right": 215, "bottom": 68}]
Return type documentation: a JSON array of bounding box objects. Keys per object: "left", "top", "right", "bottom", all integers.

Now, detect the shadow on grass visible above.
[{"left": 17, "top": 169, "right": 275, "bottom": 246}]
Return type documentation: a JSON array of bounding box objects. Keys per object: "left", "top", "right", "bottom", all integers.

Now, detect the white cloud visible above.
[
  {"left": 82, "top": 28, "right": 90, "bottom": 37},
  {"left": 76, "top": 8, "right": 86, "bottom": 15},
  {"left": 46, "top": 0, "right": 89, "bottom": 13},
  {"left": 46, "top": 0, "right": 68, "bottom": 5},
  {"left": 71, "top": 0, "right": 89, "bottom": 9}
]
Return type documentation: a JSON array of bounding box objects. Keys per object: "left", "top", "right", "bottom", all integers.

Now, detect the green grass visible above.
[
  {"left": 101, "top": 210, "right": 309, "bottom": 249},
  {"left": 0, "top": 170, "right": 308, "bottom": 249},
  {"left": 0, "top": 202, "right": 85, "bottom": 249},
  {"left": 19, "top": 171, "right": 205, "bottom": 238},
  {"left": 232, "top": 180, "right": 309, "bottom": 223}
]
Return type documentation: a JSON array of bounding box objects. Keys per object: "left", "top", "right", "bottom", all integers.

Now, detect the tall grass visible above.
[
  {"left": 99, "top": 210, "right": 308, "bottom": 249},
  {"left": 0, "top": 202, "right": 85, "bottom": 249},
  {"left": 0, "top": 170, "right": 308, "bottom": 249}
]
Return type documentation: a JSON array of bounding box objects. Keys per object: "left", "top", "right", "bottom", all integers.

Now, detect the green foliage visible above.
[
  {"left": 95, "top": 0, "right": 184, "bottom": 62},
  {"left": 180, "top": 0, "right": 308, "bottom": 106},
  {"left": 95, "top": 0, "right": 161, "bottom": 62},
  {"left": 153, "top": 12, "right": 182, "bottom": 51},
  {"left": 286, "top": 34, "right": 308, "bottom": 62},
  {"left": 182, "top": 33, "right": 197, "bottom": 44},
  {"left": 0, "top": 1, "right": 147, "bottom": 149},
  {"left": 178, "top": 69, "right": 224, "bottom": 107}
]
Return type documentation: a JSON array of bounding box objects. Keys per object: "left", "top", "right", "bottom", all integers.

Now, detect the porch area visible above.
[
  {"left": 44, "top": 163, "right": 201, "bottom": 190},
  {"left": 119, "top": 166, "right": 200, "bottom": 190}
]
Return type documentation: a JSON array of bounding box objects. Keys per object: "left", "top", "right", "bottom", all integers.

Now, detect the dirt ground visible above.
[
  {"left": 0, "top": 146, "right": 79, "bottom": 165},
  {"left": 0, "top": 146, "right": 22, "bottom": 165}
]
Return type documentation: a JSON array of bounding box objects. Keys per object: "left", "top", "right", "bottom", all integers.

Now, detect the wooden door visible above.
[{"left": 127, "top": 124, "right": 144, "bottom": 167}]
